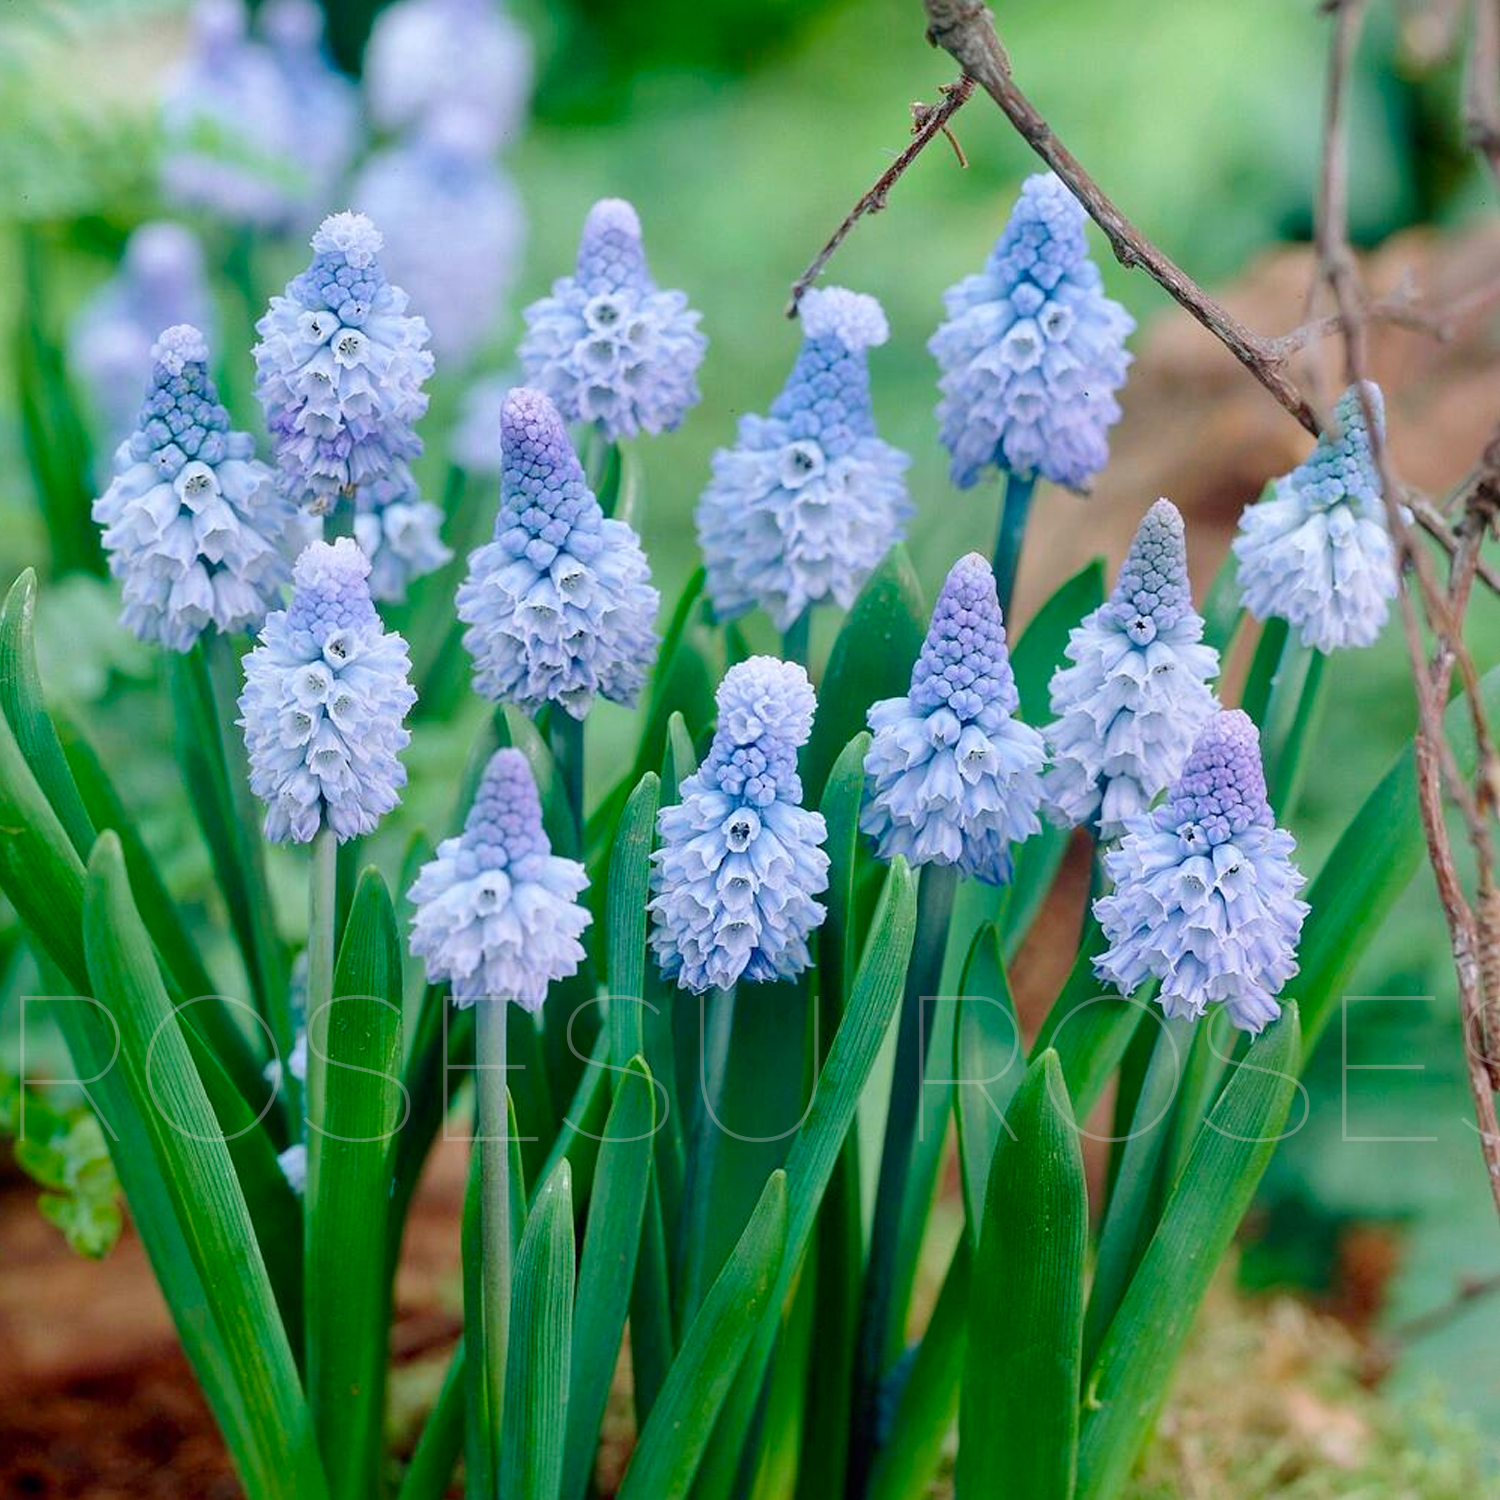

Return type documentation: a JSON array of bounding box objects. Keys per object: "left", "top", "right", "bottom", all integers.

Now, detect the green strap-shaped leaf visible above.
[
  {"left": 397, "top": 1335, "right": 466, "bottom": 1500},
  {"left": 1198, "top": 540, "right": 1247, "bottom": 658},
  {"left": 1009, "top": 558, "right": 1104, "bottom": 723},
  {"left": 501, "top": 1159, "right": 576, "bottom": 1500},
  {"left": 83, "top": 834, "right": 326, "bottom": 1500},
  {"left": 1077, "top": 1007, "right": 1303, "bottom": 1500},
  {"left": 953, "top": 923, "right": 1023, "bottom": 1235},
  {"left": 618, "top": 1171, "right": 789, "bottom": 1500},
  {"left": 802, "top": 546, "right": 926, "bottom": 804},
  {"left": 960, "top": 1050, "right": 1087, "bottom": 1500},
  {"left": 562, "top": 1056, "right": 657, "bottom": 1500},
  {"left": 307, "top": 869, "right": 405, "bottom": 1500},
  {"left": 606, "top": 774, "right": 660, "bottom": 1079}
]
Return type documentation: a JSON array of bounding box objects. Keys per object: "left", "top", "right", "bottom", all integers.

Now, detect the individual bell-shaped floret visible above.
[
  {"left": 239, "top": 538, "right": 417, "bottom": 843},
  {"left": 861, "top": 553, "right": 1046, "bottom": 885},
  {"left": 254, "top": 211, "right": 435, "bottom": 517},
  {"left": 1094, "top": 710, "right": 1309, "bottom": 1035},
  {"left": 930, "top": 172, "right": 1134, "bottom": 491},
  {"left": 456, "top": 387, "right": 659, "bottom": 719},
  {"left": 648, "top": 658, "right": 830, "bottom": 994},
  {"left": 93, "top": 325, "right": 294, "bottom": 652},
  {"left": 1043, "top": 499, "right": 1220, "bottom": 837},
  {"left": 1232, "top": 383, "right": 1398, "bottom": 652},
  {"left": 519, "top": 198, "right": 706, "bottom": 441},
  {"left": 697, "top": 287, "right": 912, "bottom": 632},
  {"left": 408, "top": 749, "right": 591, "bottom": 1009}
]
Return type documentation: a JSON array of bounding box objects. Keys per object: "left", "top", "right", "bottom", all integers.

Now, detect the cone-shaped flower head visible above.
[
  {"left": 239, "top": 538, "right": 416, "bottom": 843},
  {"left": 519, "top": 198, "right": 706, "bottom": 441},
  {"left": 353, "top": 106, "right": 525, "bottom": 366},
  {"left": 70, "top": 223, "right": 214, "bottom": 446},
  {"left": 649, "top": 658, "right": 830, "bottom": 993},
  {"left": 1094, "top": 710, "right": 1309, "bottom": 1035},
  {"left": 930, "top": 173, "right": 1134, "bottom": 491},
  {"left": 409, "top": 749, "right": 591, "bottom": 1009},
  {"left": 93, "top": 325, "right": 294, "bottom": 652},
  {"left": 1043, "top": 499, "right": 1220, "bottom": 837},
  {"left": 861, "top": 554, "right": 1046, "bottom": 884},
  {"left": 457, "top": 387, "right": 659, "bottom": 719},
  {"left": 697, "top": 287, "right": 912, "bottom": 631},
  {"left": 254, "top": 211, "right": 434, "bottom": 517},
  {"left": 1232, "top": 383, "right": 1396, "bottom": 652},
  {"left": 364, "top": 0, "right": 533, "bottom": 153}
]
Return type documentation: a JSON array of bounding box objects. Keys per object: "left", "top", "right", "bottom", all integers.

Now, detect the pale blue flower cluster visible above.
[
  {"left": 451, "top": 372, "right": 515, "bottom": 474},
  {"left": 93, "top": 325, "right": 294, "bottom": 653},
  {"left": 1094, "top": 709, "right": 1308, "bottom": 1035},
  {"left": 457, "top": 387, "right": 658, "bottom": 719},
  {"left": 353, "top": 106, "right": 525, "bottom": 365},
  {"left": 409, "top": 749, "right": 591, "bottom": 1010},
  {"left": 239, "top": 538, "right": 416, "bottom": 843},
  {"left": 519, "top": 199, "right": 706, "bottom": 441},
  {"left": 862, "top": 553, "right": 1046, "bottom": 885},
  {"left": 697, "top": 287, "right": 912, "bottom": 631},
  {"left": 930, "top": 173, "right": 1134, "bottom": 491},
  {"left": 161, "top": 0, "right": 358, "bottom": 232},
  {"left": 254, "top": 212, "right": 434, "bottom": 517},
  {"left": 351, "top": 467, "right": 452, "bottom": 603},
  {"left": 649, "top": 658, "right": 829, "bottom": 993},
  {"left": 1233, "top": 383, "right": 1397, "bottom": 653},
  {"left": 1043, "top": 499, "right": 1220, "bottom": 837},
  {"left": 69, "top": 223, "right": 213, "bottom": 447},
  {"left": 364, "top": 0, "right": 533, "bottom": 153}
]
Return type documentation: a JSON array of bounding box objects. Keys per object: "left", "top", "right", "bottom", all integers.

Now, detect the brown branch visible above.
[
  {"left": 786, "top": 76, "right": 975, "bottom": 316},
  {"left": 1466, "top": 0, "right": 1500, "bottom": 192}
]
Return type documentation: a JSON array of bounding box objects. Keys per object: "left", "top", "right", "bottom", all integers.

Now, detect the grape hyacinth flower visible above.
[
  {"left": 1232, "top": 382, "right": 1397, "bottom": 652},
  {"left": 364, "top": 0, "right": 533, "bottom": 153},
  {"left": 648, "top": 658, "right": 829, "bottom": 993},
  {"left": 697, "top": 287, "right": 912, "bottom": 632},
  {"left": 254, "top": 212, "right": 434, "bottom": 516},
  {"left": 862, "top": 553, "right": 1046, "bottom": 885},
  {"left": 353, "top": 106, "right": 525, "bottom": 366},
  {"left": 457, "top": 387, "right": 658, "bottom": 718},
  {"left": 1043, "top": 499, "right": 1220, "bottom": 837},
  {"left": 519, "top": 199, "right": 706, "bottom": 441},
  {"left": 408, "top": 749, "right": 591, "bottom": 1008},
  {"left": 1094, "top": 710, "right": 1308, "bottom": 1035},
  {"left": 239, "top": 538, "right": 416, "bottom": 843},
  {"left": 69, "top": 223, "right": 213, "bottom": 447},
  {"left": 930, "top": 173, "right": 1134, "bottom": 492},
  {"left": 93, "top": 325, "right": 294, "bottom": 653},
  {"left": 351, "top": 468, "right": 452, "bottom": 603}
]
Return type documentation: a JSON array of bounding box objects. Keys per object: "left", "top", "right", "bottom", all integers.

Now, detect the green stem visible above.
[
  {"left": 548, "top": 708, "right": 586, "bottom": 840},
  {"left": 477, "top": 1000, "right": 512, "bottom": 1463},
  {"left": 849, "top": 860, "right": 959, "bottom": 1490},
  {"left": 676, "top": 984, "right": 736, "bottom": 1324},
  {"left": 302, "top": 825, "right": 338, "bottom": 1366},
  {"left": 782, "top": 610, "right": 812, "bottom": 667},
  {"left": 991, "top": 470, "right": 1037, "bottom": 620}
]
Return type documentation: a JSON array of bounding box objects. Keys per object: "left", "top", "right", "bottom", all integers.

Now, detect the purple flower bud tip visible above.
[
  {"left": 409, "top": 748, "right": 591, "bottom": 1009},
  {"left": 1094, "top": 708, "right": 1308, "bottom": 1035}
]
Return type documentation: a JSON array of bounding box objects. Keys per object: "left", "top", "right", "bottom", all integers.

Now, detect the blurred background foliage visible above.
[{"left": 3, "top": 0, "right": 1500, "bottom": 1461}]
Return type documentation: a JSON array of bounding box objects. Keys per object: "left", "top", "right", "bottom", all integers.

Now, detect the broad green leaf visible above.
[
  {"left": 802, "top": 546, "right": 926, "bottom": 804},
  {"left": 630, "top": 1174, "right": 675, "bottom": 1427},
  {"left": 1009, "top": 558, "right": 1104, "bottom": 723},
  {"left": 606, "top": 774, "right": 660, "bottom": 1080},
  {"left": 960, "top": 1050, "right": 1087, "bottom": 1500},
  {"left": 692, "top": 860, "right": 918, "bottom": 1500},
  {"left": 1077, "top": 1007, "right": 1303, "bottom": 1500},
  {"left": 953, "top": 923, "right": 1022, "bottom": 1235},
  {"left": 865, "top": 1235, "right": 970, "bottom": 1500},
  {"left": 84, "top": 834, "right": 326, "bottom": 1500},
  {"left": 1160, "top": 1007, "right": 1235, "bottom": 1192},
  {"left": 307, "top": 870, "right": 405, "bottom": 1500},
  {"left": 534, "top": 1025, "right": 611, "bottom": 1208},
  {"left": 1263, "top": 640, "right": 1327, "bottom": 817},
  {"left": 562, "top": 1056, "right": 656, "bottom": 1500},
  {"left": 1240, "top": 615, "right": 1288, "bottom": 727},
  {"left": 748, "top": 1255, "right": 817, "bottom": 1500},
  {"left": 1198, "top": 541, "right": 1246, "bottom": 658},
  {"left": 501, "top": 1159, "right": 576, "bottom": 1500},
  {"left": 1082, "top": 1016, "right": 1191, "bottom": 1370},
  {"left": 618, "top": 1171, "right": 788, "bottom": 1500}
]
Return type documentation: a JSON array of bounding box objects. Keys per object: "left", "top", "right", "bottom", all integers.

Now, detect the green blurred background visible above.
[{"left": 3, "top": 0, "right": 1500, "bottom": 1457}]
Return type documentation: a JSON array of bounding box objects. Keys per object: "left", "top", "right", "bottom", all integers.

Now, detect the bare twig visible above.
[
  {"left": 1466, "top": 0, "right": 1500, "bottom": 191},
  {"left": 786, "top": 76, "right": 975, "bottom": 316}
]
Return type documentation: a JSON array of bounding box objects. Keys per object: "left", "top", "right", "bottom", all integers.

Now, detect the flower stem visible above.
[
  {"left": 992, "top": 470, "right": 1038, "bottom": 620},
  {"left": 782, "top": 610, "right": 812, "bottom": 667},
  {"left": 476, "top": 1000, "right": 512, "bottom": 1457},
  {"left": 849, "top": 859, "right": 960, "bottom": 1484},
  {"left": 548, "top": 708, "right": 586, "bottom": 842},
  {"left": 302, "top": 824, "right": 338, "bottom": 1359}
]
